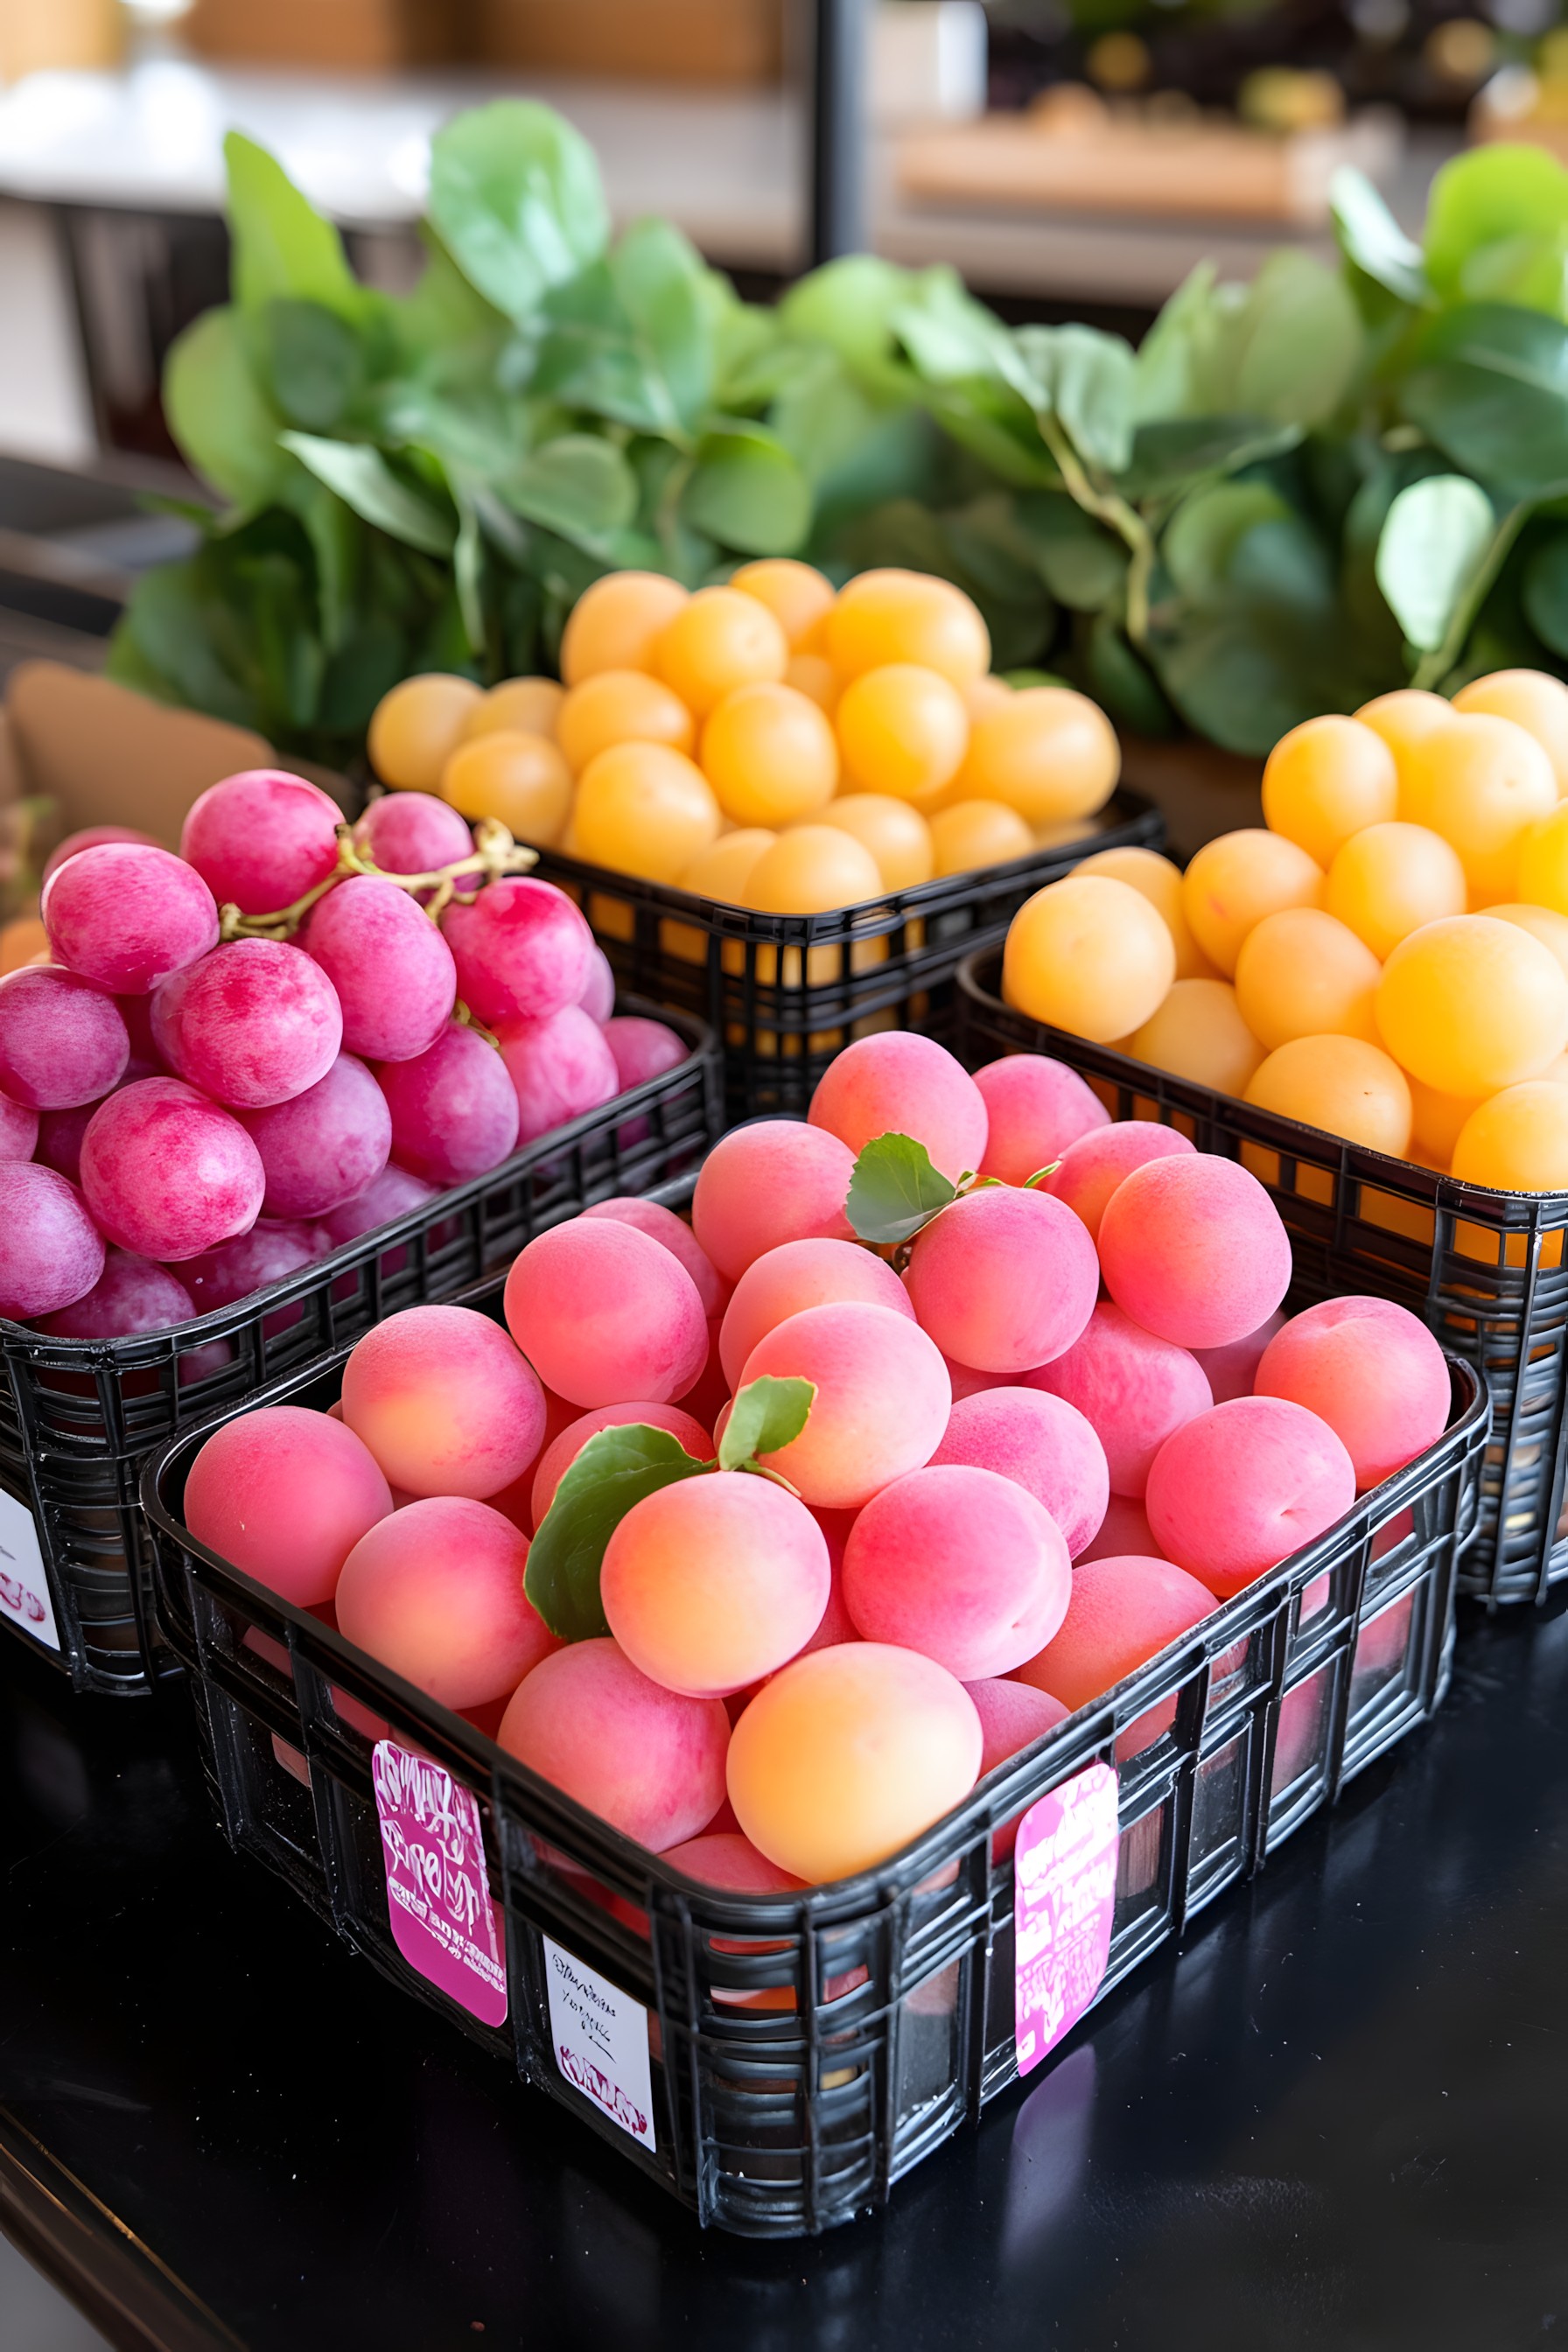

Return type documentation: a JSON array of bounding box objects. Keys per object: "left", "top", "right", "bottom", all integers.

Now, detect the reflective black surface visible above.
[{"left": 4, "top": 1595, "right": 1568, "bottom": 2352}]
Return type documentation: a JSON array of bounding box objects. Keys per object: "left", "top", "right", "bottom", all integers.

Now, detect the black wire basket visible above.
[
  {"left": 144, "top": 1274, "right": 1485, "bottom": 2239},
  {"left": 0, "top": 1003, "right": 720, "bottom": 1699},
  {"left": 956, "top": 948, "right": 1567, "bottom": 1608},
  {"left": 530, "top": 792, "right": 1163, "bottom": 1122}
]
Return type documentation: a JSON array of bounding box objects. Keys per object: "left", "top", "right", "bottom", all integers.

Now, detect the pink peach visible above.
[
  {"left": 973, "top": 1053, "right": 1110, "bottom": 1186},
  {"left": 931, "top": 1386, "right": 1109, "bottom": 1558},
  {"left": 1028, "top": 1302, "right": 1213, "bottom": 1499},
  {"left": 1144, "top": 1396, "right": 1357, "bottom": 1595},
  {"left": 718, "top": 1235, "right": 913, "bottom": 1389},
  {"left": 843, "top": 1463, "right": 1071, "bottom": 1679},
  {"left": 1044, "top": 1120, "right": 1195, "bottom": 1241},
  {"left": 499, "top": 1639, "right": 730, "bottom": 1851}
]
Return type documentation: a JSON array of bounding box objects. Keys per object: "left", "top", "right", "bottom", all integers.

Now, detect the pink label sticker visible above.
[
  {"left": 371, "top": 1740, "right": 508, "bottom": 2027},
  {"left": 1014, "top": 1760, "right": 1120, "bottom": 2078}
]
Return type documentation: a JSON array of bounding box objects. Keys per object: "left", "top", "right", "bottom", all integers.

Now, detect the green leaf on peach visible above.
[
  {"left": 845, "top": 1130, "right": 957, "bottom": 1246},
  {"left": 525, "top": 1424, "right": 710, "bottom": 1642},
  {"left": 718, "top": 1376, "right": 816, "bottom": 1474}
]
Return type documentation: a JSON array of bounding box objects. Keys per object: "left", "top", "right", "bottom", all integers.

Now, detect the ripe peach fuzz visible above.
[
  {"left": 844, "top": 1463, "right": 1071, "bottom": 1678},
  {"left": 602, "top": 1472, "right": 830, "bottom": 1696},
  {"left": 580, "top": 1195, "right": 726, "bottom": 1318},
  {"left": 500, "top": 1639, "right": 729, "bottom": 1852},
  {"left": 726, "top": 1642, "right": 983, "bottom": 1882},
  {"left": 1015, "top": 1555, "right": 1216, "bottom": 1756},
  {"left": 504, "top": 1218, "right": 707, "bottom": 1408},
  {"left": 1255, "top": 1297, "right": 1450, "bottom": 1489},
  {"left": 904, "top": 1185, "right": 1098, "bottom": 1375},
  {"left": 335, "top": 1497, "right": 556, "bottom": 1708},
  {"left": 718, "top": 1235, "right": 913, "bottom": 1389},
  {"left": 1075, "top": 1491, "right": 1160, "bottom": 1563},
  {"left": 1097, "top": 1152, "right": 1292, "bottom": 1349},
  {"left": 932, "top": 1386, "right": 1109, "bottom": 1558},
  {"left": 808, "top": 1032, "right": 988, "bottom": 1184},
  {"left": 964, "top": 1676, "right": 1070, "bottom": 1859},
  {"left": 1030, "top": 1299, "right": 1212, "bottom": 1499},
  {"left": 739, "top": 1300, "right": 951, "bottom": 1508},
  {"left": 530, "top": 1403, "right": 713, "bottom": 1529},
  {"left": 1144, "top": 1397, "right": 1356, "bottom": 1595},
  {"left": 1043, "top": 1119, "right": 1194, "bottom": 1242},
  {"left": 691, "top": 1119, "right": 855, "bottom": 1282},
  {"left": 340, "top": 1305, "right": 546, "bottom": 1500},
  {"left": 972, "top": 1053, "right": 1109, "bottom": 1185},
  {"left": 185, "top": 1405, "right": 392, "bottom": 1606},
  {"left": 1193, "top": 1309, "right": 1286, "bottom": 1404}
]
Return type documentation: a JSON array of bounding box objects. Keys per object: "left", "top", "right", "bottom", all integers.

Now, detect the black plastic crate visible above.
[
  {"left": 144, "top": 1281, "right": 1484, "bottom": 2238},
  {"left": 0, "top": 1003, "right": 719, "bottom": 1699},
  {"left": 531, "top": 791, "right": 1163, "bottom": 1121},
  {"left": 956, "top": 948, "right": 1567, "bottom": 1608}
]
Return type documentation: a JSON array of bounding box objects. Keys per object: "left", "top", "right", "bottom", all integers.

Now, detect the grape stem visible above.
[{"left": 217, "top": 816, "right": 538, "bottom": 943}]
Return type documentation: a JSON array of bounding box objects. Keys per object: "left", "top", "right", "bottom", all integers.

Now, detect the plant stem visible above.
[
  {"left": 1037, "top": 413, "right": 1158, "bottom": 650},
  {"left": 1411, "top": 501, "right": 1528, "bottom": 691},
  {"left": 218, "top": 816, "right": 537, "bottom": 943}
]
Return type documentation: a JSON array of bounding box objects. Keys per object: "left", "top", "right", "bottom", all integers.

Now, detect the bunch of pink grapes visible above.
[
  {"left": 0, "top": 770, "right": 687, "bottom": 1341},
  {"left": 186, "top": 1030, "right": 1455, "bottom": 1897}
]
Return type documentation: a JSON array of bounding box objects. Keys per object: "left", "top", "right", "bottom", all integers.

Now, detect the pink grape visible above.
[
  {"left": 37, "top": 1246, "right": 193, "bottom": 1338},
  {"left": 0, "top": 1162, "right": 104, "bottom": 1317},
  {"left": 581, "top": 1197, "right": 726, "bottom": 1318},
  {"left": 116, "top": 994, "right": 163, "bottom": 1065},
  {"left": 302, "top": 876, "right": 455, "bottom": 1061},
  {"left": 441, "top": 877, "right": 593, "bottom": 1024},
  {"left": 973, "top": 1054, "right": 1109, "bottom": 1185},
  {"left": 342, "top": 1303, "right": 547, "bottom": 1498},
  {"left": 150, "top": 938, "right": 342, "bottom": 1109},
  {"left": 43, "top": 825, "right": 159, "bottom": 885},
  {"left": 375, "top": 1022, "right": 519, "bottom": 1185},
  {"left": 185, "top": 1404, "right": 392, "bottom": 1606},
  {"left": 0, "top": 1088, "right": 38, "bottom": 1162},
  {"left": 504, "top": 1217, "right": 708, "bottom": 1406},
  {"left": 0, "top": 968, "right": 129, "bottom": 1109},
  {"left": 80, "top": 1079, "right": 263, "bottom": 1261},
  {"left": 600, "top": 1015, "right": 687, "bottom": 1091},
  {"left": 354, "top": 791, "right": 472, "bottom": 877},
  {"left": 180, "top": 770, "right": 344, "bottom": 915},
  {"left": 578, "top": 944, "right": 616, "bottom": 1024},
  {"left": 238, "top": 1054, "right": 392, "bottom": 1217},
  {"left": 337, "top": 1497, "right": 552, "bottom": 1706},
  {"left": 36, "top": 1103, "right": 94, "bottom": 1185},
  {"left": 183, "top": 1221, "right": 326, "bottom": 1313},
  {"left": 317, "top": 1163, "right": 437, "bottom": 1244},
  {"left": 931, "top": 1386, "right": 1109, "bottom": 1558},
  {"left": 497, "top": 1004, "right": 619, "bottom": 1144},
  {"left": 42, "top": 844, "right": 219, "bottom": 994},
  {"left": 1029, "top": 1302, "right": 1214, "bottom": 1499}
]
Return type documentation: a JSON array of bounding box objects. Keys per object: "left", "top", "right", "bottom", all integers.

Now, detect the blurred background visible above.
[{"left": 0, "top": 0, "right": 1559, "bottom": 676}]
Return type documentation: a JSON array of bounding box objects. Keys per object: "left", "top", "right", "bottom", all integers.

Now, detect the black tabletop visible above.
[{"left": 3, "top": 1590, "right": 1567, "bottom": 2352}]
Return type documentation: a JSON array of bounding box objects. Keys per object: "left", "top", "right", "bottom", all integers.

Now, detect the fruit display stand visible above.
[
  {"left": 535, "top": 794, "right": 1161, "bottom": 1123},
  {"left": 143, "top": 1278, "right": 1483, "bottom": 2237},
  {"left": 0, "top": 1004, "right": 718, "bottom": 1700},
  {"left": 957, "top": 949, "right": 1564, "bottom": 1606}
]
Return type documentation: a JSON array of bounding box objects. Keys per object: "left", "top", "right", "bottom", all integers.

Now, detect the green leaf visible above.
[
  {"left": 780, "top": 254, "right": 920, "bottom": 385},
  {"left": 610, "top": 216, "right": 714, "bottom": 432},
  {"left": 525, "top": 1424, "right": 710, "bottom": 1641},
  {"left": 718, "top": 1376, "right": 817, "bottom": 1472},
  {"left": 223, "top": 131, "right": 362, "bottom": 321},
  {"left": 1330, "top": 167, "right": 1431, "bottom": 308},
  {"left": 1221, "top": 249, "right": 1362, "bottom": 430},
  {"left": 1424, "top": 144, "right": 1568, "bottom": 304},
  {"left": 1458, "top": 228, "right": 1568, "bottom": 318},
  {"left": 1085, "top": 610, "right": 1174, "bottom": 736},
  {"left": 1375, "top": 474, "right": 1496, "bottom": 652},
  {"left": 426, "top": 100, "right": 608, "bottom": 324},
  {"left": 1164, "top": 481, "right": 1293, "bottom": 603},
  {"left": 502, "top": 434, "right": 638, "bottom": 556},
  {"left": 1015, "top": 323, "right": 1137, "bottom": 473},
  {"left": 1523, "top": 531, "right": 1568, "bottom": 656},
  {"left": 259, "top": 299, "right": 365, "bottom": 430},
  {"left": 845, "top": 1131, "right": 957, "bottom": 1246},
  {"left": 278, "top": 432, "right": 456, "bottom": 556},
  {"left": 164, "top": 308, "right": 285, "bottom": 512},
  {"left": 453, "top": 489, "right": 486, "bottom": 655},
  {"left": 1401, "top": 304, "right": 1568, "bottom": 503},
  {"left": 392, "top": 226, "right": 508, "bottom": 363},
  {"left": 1130, "top": 262, "right": 1221, "bottom": 422},
  {"left": 1016, "top": 493, "right": 1127, "bottom": 609},
  {"left": 684, "top": 421, "right": 812, "bottom": 555},
  {"left": 1117, "top": 415, "right": 1300, "bottom": 501}
]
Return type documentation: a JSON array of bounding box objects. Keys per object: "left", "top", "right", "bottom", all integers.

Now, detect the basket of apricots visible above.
[
  {"left": 144, "top": 1029, "right": 1484, "bottom": 2235},
  {"left": 963, "top": 666, "right": 1568, "bottom": 1604},
  {"left": 362, "top": 564, "right": 1160, "bottom": 1116}
]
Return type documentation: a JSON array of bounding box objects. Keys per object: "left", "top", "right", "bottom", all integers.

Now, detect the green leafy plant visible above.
[{"left": 114, "top": 109, "right": 1568, "bottom": 762}]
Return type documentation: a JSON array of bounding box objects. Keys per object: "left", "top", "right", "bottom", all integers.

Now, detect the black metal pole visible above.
[{"left": 808, "top": 0, "right": 868, "bottom": 266}]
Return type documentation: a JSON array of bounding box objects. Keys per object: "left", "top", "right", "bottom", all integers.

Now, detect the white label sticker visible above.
[
  {"left": 542, "top": 1935, "right": 656, "bottom": 2150},
  {"left": 0, "top": 1487, "right": 58, "bottom": 1654}
]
